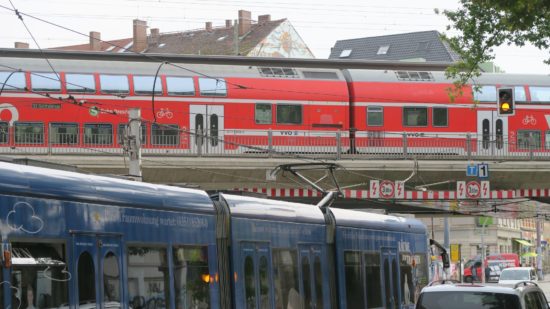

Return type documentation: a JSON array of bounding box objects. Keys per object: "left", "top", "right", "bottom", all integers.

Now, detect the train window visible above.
[
  {"left": 403, "top": 107, "right": 428, "bottom": 127},
  {"left": 276, "top": 105, "right": 302, "bottom": 125},
  {"left": 11, "top": 242, "right": 69, "bottom": 308},
  {"left": 0, "top": 121, "right": 8, "bottom": 144},
  {"left": 66, "top": 73, "right": 96, "bottom": 93},
  {"left": 15, "top": 122, "right": 44, "bottom": 144},
  {"left": 517, "top": 130, "right": 541, "bottom": 150},
  {"left": 31, "top": 72, "right": 61, "bottom": 92},
  {"left": 344, "top": 252, "right": 364, "bottom": 309},
  {"left": 473, "top": 85, "right": 497, "bottom": 102},
  {"left": 118, "top": 124, "right": 147, "bottom": 145},
  {"left": 84, "top": 123, "right": 113, "bottom": 145},
  {"left": 273, "top": 249, "right": 299, "bottom": 309},
  {"left": 173, "top": 246, "right": 210, "bottom": 309},
  {"left": 166, "top": 77, "right": 195, "bottom": 96},
  {"left": 255, "top": 104, "right": 272, "bottom": 124},
  {"left": 127, "top": 246, "right": 170, "bottom": 309},
  {"left": 99, "top": 75, "right": 130, "bottom": 95},
  {"left": 133, "top": 75, "right": 163, "bottom": 95},
  {"left": 314, "top": 256, "right": 323, "bottom": 309},
  {"left": 365, "top": 253, "right": 382, "bottom": 308},
  {"left": 546, "top": 131, "right": 550, "bottom": 150},
  {"left": 199, "top": 78, "right": 227, "bottom": 97},
  {"left": 432, "top": 107, "right": 448, "bottom": 127},
  {"left": 529, "top": 86, "right": 550, "bottom": 103},
  {"left": 301, "top": 256, "right": 312, "bottom": 309},
  {"left": 78, "top": 251, "right": 96, "bottom": 305},
  {"left": 103, "top": 252, "right": 121, "bottom": 304},
  {"left": 514, "top": 86, "right": 527, "bottom": 102},
  {"left": 152, "top": 124, "right": 179, "bottom": 146},
  {"left": 367, "top": 106, "right": 383, "bottom": 126},
  {"left": 244, "top": 256, "right": 256, "bottom": 309},
  {"left": 50, "top": 123, "right": 78, "bottom": 145},
  {"left": 0, "top": 71, "right": 26, "bottom": 91}
]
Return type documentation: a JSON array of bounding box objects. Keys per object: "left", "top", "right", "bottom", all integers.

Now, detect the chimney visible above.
[
  {"left": 149, "top": 28, "right": 160, "bottom": 45},
  {"left": 89, "top": 31, "right": 101, "bottom": 51},
  {"left": 14, "top": 42, "right": 29, "bottom": 49},
  {"left": 226, "top": 19, "right": 232, "bottom": 28},
  {"left": 205, "top": 22, "right": 212, "bottom": 32},
  {"left": 133, "top": 19, "right": 148, "bottom": 53},
  {"left": 238, "top": 10, "right": 251, "bottom": 36},
  {"left": 258, "top": 14, "right": 271, "bottom": 24}
]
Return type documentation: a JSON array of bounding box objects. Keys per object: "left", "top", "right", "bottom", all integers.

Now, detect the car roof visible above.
[
  {"left": 422, "top": 284, "right": 521, "bottom": 294},
  {"left": 501, "top": 267, "right": 534, "bottom": 271}
]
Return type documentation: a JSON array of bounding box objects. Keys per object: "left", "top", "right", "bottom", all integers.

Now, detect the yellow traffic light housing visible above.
[{"left": 497, "top": 88, "right": 514, "bottom": 116}]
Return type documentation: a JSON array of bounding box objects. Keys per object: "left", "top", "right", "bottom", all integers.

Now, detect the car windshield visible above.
[
  {"left": 500, "top": 269, "right": 529, "bottom": 280},
  {"left": 417, "top": 291, "right": 521, "bottom": 309}
]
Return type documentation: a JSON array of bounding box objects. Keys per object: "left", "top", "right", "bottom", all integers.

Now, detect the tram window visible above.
[
  {"left": 104, "top": 252, "right": 121, "bottom": 304},
  {"left": 127, "top": 246, "right": 170, "bottom": 309},
  {"left": 255, "top": 104, "right": 272, "bottom": 124},
  {"left": 173, "top": 246, "right": 210, "bottom": 309},
  {"left": 301, "top": 256, "right": 312, "bottom": 309},
  {"left": 545, "top": 131, "right": 550, "bottom": 150},
  {"left": 166, "top": 76, "right": 195, "bottom": 96},
  {"left": 0, "top": 71, "right": 26, "bottom": 91},
  {"left": 244, "top": 256, "right": 256, "bottom": 309},
  {"left": 152, "top": 124, "right": 180, "bottom": 146},
  {"left": 259, "top": 256, "right": 270, "bottom": 309},
  {"left": 50, "top": 123, "right": 78, "bottom": 145},
  {"left": 99, "top": 75, "right": 130, "bottom": 95},
  {"left": 66, "top": 73, "right": 96, "bottom": 93},
  {"left": 344, "top": 252, "right": 365, "bottom": 309},
  {"left": 367, "top": 106, "right": 383, "bottom": 126},
  {"left": 365, "top": 253, "right": 382, "bottom": 308},
  {"left": 432, "top": 107, "right": 448, "bottom": 127},
  {"left": 117, "top": 124, "right": 147, "bottom": 145},
  {"left": 31, "top": 72, "right": 61, "bottom": 92},
  {"left": 0, "top": 121, "right": 8, "bottom": 144},
  {"left": 400, "top": 254, "right": 415, "bottom": 305},
  {"left": 276, "top": 105, "right": 302, "bottom": 125},
  {"left": 199, "top": 77, "right": 227, "bottom": 97},
  {"left": 517, "top": 130, "right": 541, "bottom": 150},
  {"left": 133, "top": 75, "right": 163, "bottom": 95},
  {"left": 84, "top": 123, "right": 113, "bottom": 145},
  {"left": 314, "top": 256, "right": 323, "bottom": 309},
  {"left": 11, "top": 242, "right": 69, "bottom": 308},
  {"left": 473, "top": 85, "right": 497, "bottom": 102},
  {"left": 414, "top": 253, "right": 429, "bottom": 294},
  {"left": 392, "top": 259, "right": 399, "bottom": 308},
  {"left": 529, "top": 86, "right": 550, "bottom": 103},
  {"left": 273, "top": 249, "right": 299, "bottom": 309},
  {"left": 403, "top": 107, "right": 428, "bottom": 127},
  {"left": 78, "top": 251, "right": 96, "bottom": 305},
  {"left": 15, "top": 122, "right": 44, "bottom": 144}
]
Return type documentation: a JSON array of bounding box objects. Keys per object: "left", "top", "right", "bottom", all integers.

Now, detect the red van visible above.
[{"left": 463, "top": 253, "right": 520, "bottom": 282}]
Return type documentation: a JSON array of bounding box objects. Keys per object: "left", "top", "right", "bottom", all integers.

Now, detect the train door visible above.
[
  {"left": 299, "top": 245, "right": 324, "bottom": 309},
  {"left": 72, "top": 233, "right": 124, "bottom": 309},
  {"left": 477, "top": 111, "right": 508, "bottom": 155},
  {"left": 381, "top": 248, "right": 400, "bottom": 309},
  {"left": 190, "top": 105, "right": 224, "bottom": 154},
  {"left": 241, "top": 242, "right": 274, "bottom": 309}
]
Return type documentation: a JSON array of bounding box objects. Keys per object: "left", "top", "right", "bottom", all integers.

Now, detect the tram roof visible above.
[
  {"left": 330, "top": 207, "right": 427, "bottom": 233},
  {"left": 0, "top": 162, "right": 214, "bottom": 213}
]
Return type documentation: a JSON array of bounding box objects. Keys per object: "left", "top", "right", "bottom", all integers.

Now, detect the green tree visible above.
[{"left": 437, "top": 0, "right": 550, "bottom": 92}]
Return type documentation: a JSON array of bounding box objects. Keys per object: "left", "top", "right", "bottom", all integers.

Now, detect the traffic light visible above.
[{"left": 497, "top": 88, "right": 514, "bottom": 116}]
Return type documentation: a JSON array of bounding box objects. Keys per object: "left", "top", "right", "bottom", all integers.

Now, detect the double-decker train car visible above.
[
  {"left": 0, "top": 48, "right": 549, "bottom": 157},
  {"left": 0, "top": 161, "right": 431, "bottom": 309}
]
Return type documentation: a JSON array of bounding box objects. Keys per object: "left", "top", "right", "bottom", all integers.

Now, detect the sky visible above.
[{"left": 0, "top": 0, "right": 548, "bottom": 74}]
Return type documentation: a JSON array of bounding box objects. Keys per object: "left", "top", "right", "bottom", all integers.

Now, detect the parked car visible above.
[
  {"left": 487, "top": 265, "right": 502, "bottom": 283},
  {"left": 498, "top": 267, "right": 538, "bottom": 285},
  {"left": 416, "top": 280, "right": 548, "bottom": 309}
]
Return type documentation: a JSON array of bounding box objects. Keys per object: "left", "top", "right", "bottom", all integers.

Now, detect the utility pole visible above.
[
  {"left": 127, "top": 108, "right": 142, "bottom": 181},
  {"left": 536, "top": 217, "right": 543, "bottom": 279}
]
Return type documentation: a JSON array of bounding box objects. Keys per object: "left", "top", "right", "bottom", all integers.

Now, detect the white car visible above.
[{"left": 498, "top": 267, "right": 538, "bottom": 285}]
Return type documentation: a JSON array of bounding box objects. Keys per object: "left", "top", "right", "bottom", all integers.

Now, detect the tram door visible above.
[
  {"left": 241, "top": 242, "right": 274, "bottom": 309},
  {"left": 477, "top": 111, "right": 508, "bottom": 155},
  {"left": 72, "top": 233, "right": 124, "bottom": 309},
  {"left": 298, "top": 245, "right": 324, "bottom": 309},
  {"left": 190, "top": 105, "right": 224, "bottom": 154},
  {"left": 381, "top": 248, "right": 400, "bottom": 309}
]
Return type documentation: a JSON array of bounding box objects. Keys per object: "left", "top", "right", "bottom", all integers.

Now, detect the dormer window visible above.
[
  {"left": 377, "top": 45, "right": 389, "bottom": 55},
  {"left": 340, "top": 49, "right": 352, "bottom": 58}
]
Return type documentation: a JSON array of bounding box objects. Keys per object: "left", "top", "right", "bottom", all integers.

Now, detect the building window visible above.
[
  {"left": 340, "top": 49, "right": 352, "bottom": 58},
  {"left": 432, "top": 107, "right": 448, "bottom": 127},
  {"left": 276, "top": 104, "right": 302, "bottom": 125},
  {"left": 403, "top": 107, "right": 428, "bottom": 127},
  {"left": 367, "top": 106, "right": 383, "bottom": 126},
  {"left": 66, "top": 73, "right": 96, "bottom": 93},
  {"left": 133, "top": 76, "right": 162, "bottom": 95},
  {"left": 377, "top": 45, "right": 389, "bottom": 55},
  {"left": 517, "top": 130, "right": 541, "bottom": 150},
  {"left": 255, "top": 104, "right": 272, "bottom": 124},
  {"left": 166, "top": 77, "right": 195, "bottom": 96}
]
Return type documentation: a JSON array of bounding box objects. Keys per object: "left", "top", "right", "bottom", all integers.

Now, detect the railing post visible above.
[
  {"left": 336, "top": 131, "right": 341, "bottom": 160},
  {"left": 402, "top": 133, "right": 408, "bottom": 156},
  {"left": 466, "top": 133, "right": 471, "bottom": 160},
  {"left": 268, "top": 130, "right": 273, "bottom": 158}
]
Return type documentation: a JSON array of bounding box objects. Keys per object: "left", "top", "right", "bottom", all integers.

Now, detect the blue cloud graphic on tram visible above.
[{"left": 6, "top": 202, "right": 45, "bottom": 234}]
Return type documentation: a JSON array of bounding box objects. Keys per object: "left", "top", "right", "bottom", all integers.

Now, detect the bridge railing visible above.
[{"left": 0, "top": 129, "right": 548, "bottom": 161}]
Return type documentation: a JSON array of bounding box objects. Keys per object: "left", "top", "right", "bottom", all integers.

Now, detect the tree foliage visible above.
[{"left": 437, "top": 0, "right": 550, "bottom": 91}]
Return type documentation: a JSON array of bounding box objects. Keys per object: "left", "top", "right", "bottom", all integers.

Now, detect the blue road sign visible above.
[
  {"left": 466, "top": 164, "right": 478, "bottom": 177},
  {"left": 478, "top": 163, "right": 489, "bottom": 178}
]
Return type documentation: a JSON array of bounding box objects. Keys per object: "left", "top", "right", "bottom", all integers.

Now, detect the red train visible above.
[{"left": 0, "top": 48, "right": 549, "bottom": 157}]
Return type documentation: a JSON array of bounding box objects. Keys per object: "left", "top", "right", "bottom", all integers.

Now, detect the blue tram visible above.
[{"left": 0, "top": 162, "right": 430, "bottom": 309}]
